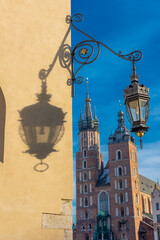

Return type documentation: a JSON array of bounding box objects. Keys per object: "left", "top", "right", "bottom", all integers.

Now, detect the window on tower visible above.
[
  {"left": 120, "top": 193, "right": 124, "bottom": 203},
  {"left": 119, "top": 179, "right": 123, "bottom": 189},
  {"left": 83, "top": 132, "right": 86, "bottom": 146},
  {"left": 116, "top": 150, "right": 122, "bottom": 160},
  {"left": 84, "top": 184, "right": 88, "bottom": 194},
  {"left": 98, "top": 191, "right": 109, "bottom": 214},
  {"left": 83, "top": 149, "right": 87, "bottom": 158},
  {"left": 89, "top": 224, "right": 92, "bottom": 230},
  {"left": 120, "top": 207, "right": 124, "bottom": 217},
  {"left": 83, "top": 172, "right": 87, "bottom": 181},
  {"left": 90, "top": 132, "right": 93, "bottom": 146},
  {"left": 85, "top": 210, "right": 88, "bottom": 219},
  {"left": 81, "top": 225, "right": 85, "bottom": 231},
  {"left": 118, "top": 166, "right": 123, "bottom": 176},
  {"left": 84, "top": 197, "right": 88, "bottom": 207},
  {"left": 83, "top": 160, "right": 87, "bottom": 169}
]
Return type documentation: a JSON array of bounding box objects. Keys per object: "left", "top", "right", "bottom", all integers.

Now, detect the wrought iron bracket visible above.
[
  {"left": 68, "top": 13, "right": 142, "bottom": 97},
  {"left": 38, "top": 13, "right": 142, "bottom": 97}
]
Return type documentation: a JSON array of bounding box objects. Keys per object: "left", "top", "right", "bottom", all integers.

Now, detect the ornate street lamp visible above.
[
  {"left": 19, "top": 79, "right": 66, "bottom": 172},
  {"left": 124, "top": 61, "right": 150, "bottom": 148},
  {"left": 68, "top": 13, "right": 150, "bottom": 148}
]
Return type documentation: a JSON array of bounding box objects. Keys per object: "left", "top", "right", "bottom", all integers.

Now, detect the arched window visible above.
[
  {"left": 119, "top": 179, "right": 123, "bottom": 189},
  {"left": 85, "top": 210, "right": 88, "bottom": 219},
  {"left": 90, "top": 132, "right": 93, "bottom": 146},
  {"left": 116, "top": 150, "right": 122, "bottom": 160},
  {"left": 82, "top": 225, "right": 85, "bottom": 231},
  {"left": 120, "top": 193, "right": 124, "bottom": 203},
  {"left": 118, "top": 166, "right": 123, "bottom": 176},
  {"left": 83, "top": 149, "right": 87, "bottom": 158},
  {"left": 98, "top": 191, "right": 109, "bottom": 213},
  {"left": 0, "top": 88, "right": 6, "bottom": 163},
  {"left": 89, "top": 224, "right": 92, "bottom": 230},
  {"left": 83, "top": 160, "right": 87, "bottom": 169},
  {"left": 83, "top": 172, "right": 87, "bottom": 181},
  {"left": 132, "top": 150, "right": 135, "bottom": 161},
  {"left": 84, "top": 184, "right": 88, "bottom": 194},
  {"left": 84, "top": 197, "right": 88, "bottom": 207},
  {"left": 83, "top": 132, "right": 86, "bottom": 146},
  {"left": 121, "top": 207, "right": 124, "bottom": 217}
]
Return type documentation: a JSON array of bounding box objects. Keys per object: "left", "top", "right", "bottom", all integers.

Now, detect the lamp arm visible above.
[{"left": 69, "top": 13, "right": 143, "bottom": 97}]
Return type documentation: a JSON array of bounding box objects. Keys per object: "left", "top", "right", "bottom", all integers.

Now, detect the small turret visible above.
[{"left": 109, "top": 109, "right": 135, "bottom": 144}]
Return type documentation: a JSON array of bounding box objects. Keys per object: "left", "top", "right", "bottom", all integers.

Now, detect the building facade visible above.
[
  {"left": 0, "top": 1, "right": 73, "bottom": 239},
  {"left": 151, "top": 184, "right": 160, "bottom": 240},
  {"left": 75, "top": 89, "right": 155, "bottom": 240}
]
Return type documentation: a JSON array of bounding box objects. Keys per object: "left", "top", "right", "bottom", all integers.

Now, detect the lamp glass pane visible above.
[
  {"left": 36, "top": 126, "right": 50, "bottom": 143},
  {"left": 139, "top": 99, "right": 147, "bottom": 121},
  {"left": 129, "top": 100, "right": 139, "bottom": 121},
  {"left": 50, "top": 125, "right": 62, "bottom": 145}
]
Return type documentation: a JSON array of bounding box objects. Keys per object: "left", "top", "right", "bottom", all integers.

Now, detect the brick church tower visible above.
[
  {"left": 76, "top": 85, "right": 103, "bottom": 240},
  {"left": 75, "top": 88, "right": 154, "bottom": 240},
  {"left": 108, "top": 109, "right": 142, "bottom": 240}
]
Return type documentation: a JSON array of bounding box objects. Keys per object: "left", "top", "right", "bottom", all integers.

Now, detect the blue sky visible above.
[{"left": 71, "top": 0, "right": 160, "bottom": 222}]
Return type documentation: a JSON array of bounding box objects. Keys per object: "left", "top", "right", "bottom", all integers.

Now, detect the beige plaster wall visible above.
[{"left": 0, "top": 0, "right": 72, "bottom": 239}]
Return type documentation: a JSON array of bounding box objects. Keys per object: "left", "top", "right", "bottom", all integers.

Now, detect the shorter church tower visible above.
[
  {"left": 76, "top": 85, "right": 103, "bottom": 240},
  {"left": 108, "top": 110, "right": 142, "bottom": 240}
]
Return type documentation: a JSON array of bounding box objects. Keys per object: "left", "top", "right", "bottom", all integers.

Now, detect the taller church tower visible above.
[{"left": 76, "top": 85, "right": 103, "bottom": 240}]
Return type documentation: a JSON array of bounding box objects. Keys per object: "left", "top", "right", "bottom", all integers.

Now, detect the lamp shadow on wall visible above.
[{"left": 18, "top": 16, "right": 71, "bottom": 172}]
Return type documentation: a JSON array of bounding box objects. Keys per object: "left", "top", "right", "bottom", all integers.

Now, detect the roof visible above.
[{"left": 139, "top": 174, "right": 156, "bottom": 195}]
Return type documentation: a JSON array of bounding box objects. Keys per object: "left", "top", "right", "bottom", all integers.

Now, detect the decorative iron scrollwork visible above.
[
  {"left": 38, "top": 13, "right": 143, "bottom": 97},
  {"left": 68, "top": 13, "right": 142, "bottom": 97}
]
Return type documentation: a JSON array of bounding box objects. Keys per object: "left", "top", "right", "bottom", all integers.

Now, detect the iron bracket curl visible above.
[
  {"left": 38, "top": 13, "right": 142, "bottom": 97},
  {"left": 68, "top": 13, "right": 142, "bottom": 97}
]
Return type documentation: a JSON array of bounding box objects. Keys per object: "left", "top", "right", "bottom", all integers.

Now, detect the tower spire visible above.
[{"left": 78, "top": 79, "right": 99, "bottom": 131}]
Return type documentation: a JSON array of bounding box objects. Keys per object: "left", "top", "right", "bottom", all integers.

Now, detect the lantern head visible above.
[{"left": 124, "top": 62, "right": 150, "bottom": 147}]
